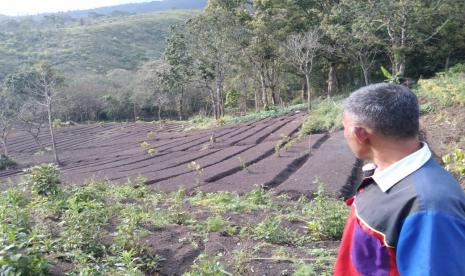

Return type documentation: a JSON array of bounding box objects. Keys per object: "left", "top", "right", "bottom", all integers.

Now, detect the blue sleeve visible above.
[{"left": 396, "top": 211, "right": 465, "bottom": 276}]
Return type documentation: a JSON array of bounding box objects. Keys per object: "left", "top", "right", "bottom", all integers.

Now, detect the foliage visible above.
[
  {"left": 0, "top": 154, "right": 16, "bottom": 170},
  {"left": 183, "top": 254, "right": 230, "bottom": 276},
  {"left": 443, "top": 148, "right": 465, "bottom": 177},
  {"left": 416, "top": 70, "right": 465, "bottom": 106},
  {"left": 292, "top": 248, "right": 337, "bottom": 276},
  {"left": 0, "top": 190, "right": 49, "bottom": 275},
  {"left": 301, "top": 179, "right": 349, "bottom": 240},
  {"left": 252, "top": 217, "right": 296, "bottom": 244},
  {"left": 380, "top": 66, "right": 401, "bottom": 84},
  {"left": 22, "top": 163, "right": 61, "bottom": 197},
  {"left": 299, "top": 99, "right": 343, "bottom": 137}
]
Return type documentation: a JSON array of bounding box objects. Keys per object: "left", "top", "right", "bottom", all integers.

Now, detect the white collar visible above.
[{"left": 372, "top": 142, "right": 432, "bottom": 193}]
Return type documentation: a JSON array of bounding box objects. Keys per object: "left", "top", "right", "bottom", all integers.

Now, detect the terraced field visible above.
[{"left": 1, "top": 112, "right": 357, "bottom": 196}]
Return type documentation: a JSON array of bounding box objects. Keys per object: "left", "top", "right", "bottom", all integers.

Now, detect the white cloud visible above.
[{"left": 0, "top": 0, "right": 155, "bottom": 16}]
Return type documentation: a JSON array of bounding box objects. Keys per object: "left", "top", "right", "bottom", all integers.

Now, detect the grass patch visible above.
[
  {"left": 416, "top": 65, "right": 465, "bottom": 106},
  {"left": 186, "top": 103, "right": 310, "bottom": 130},
  {"left": 0, "top": 154, "right": 16, "bottom": 170},
  {"left": 299, "top": 98, "right": 343, "bottom": 138},
  {"left": 0, "top": 164, "right": 347, "bottom": 274}
]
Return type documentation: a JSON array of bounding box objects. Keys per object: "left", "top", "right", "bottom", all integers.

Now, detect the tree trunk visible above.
[
  {"left": 207, "top": 84, "right": 217, "bottom": 120},
  {"left": 47, "top": 102, "right": 60, "bottom": 165},
  {"left": 305, "top": 73, "right": 311, "bottom": 109},
  {"left": 301, "top": 80, "right": 306, "bottom": 102},
  {"left": 327, "top": 63, "right": 338, "bottom": 98},
  {"left": 133, "top": 103, "right": 138, "bottom": 122},
  {"left": 254, "top": 83, "right": 259, "bottom": 113},
  {"left": 1, "top": 139, "right": 7, "bottom": 156},
  {"left": 259, "top": 70, "right": 269, "bottom": 111},
  {"left": 445, "top": 52, "right": 451, "bottom": 71},
  {"left": 178, "top": 87, "right": 184, "bottom": 121},
  {"left": 158, "top": 106, "right": 162, "bottom": 121},
  {"left": 243, "top": 78, "right": 248, "bottom": 114},
  {"left": 216, "top": 73, "right": 225, "bottom": 118}
]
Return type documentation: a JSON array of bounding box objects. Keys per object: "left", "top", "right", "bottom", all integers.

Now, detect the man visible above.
[{"left": 335, "top": 83, "right": 465, "bottom": 275}]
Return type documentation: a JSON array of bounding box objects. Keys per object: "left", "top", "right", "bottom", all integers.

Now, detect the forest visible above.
[{"left": 1, "top": 0, "right": 465, "bottom": 151}]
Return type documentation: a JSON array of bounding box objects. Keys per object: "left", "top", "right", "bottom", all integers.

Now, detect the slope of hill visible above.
[
  {"left": 0, "top": 9, "right": 197, "bottom": 79},
  {"left": 67, "top": 0, "right": 208, "bottom": 17}
]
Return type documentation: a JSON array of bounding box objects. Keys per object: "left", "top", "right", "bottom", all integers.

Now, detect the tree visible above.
[
  {"left": 163, "top": 25, "right": 194, "bottom": 120},
  {"left": 283, "top": 29, "right": 323, "bottom": 107},
  {"left": 187, "top": 6, "right": 242, "bottom": 118},
  {"left": 18, "top": 100, "right": 47, "bottom": 152},
  {"left": 0, "top": 87, "right": 23, "bottom": 156},
  {"left": 6, "top": 62, "right": 64, "bottom": 164},
  {"left": 137, "top": 60, "right": 174, "bottom": 121}
]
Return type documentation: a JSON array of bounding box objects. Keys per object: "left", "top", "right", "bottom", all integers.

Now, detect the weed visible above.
[
  {"left": 146, "top": 131, "right": 156, "bottom": 139},
  {"left": 301, "top": 179, "right": 348, "bottom": 240},
  {"left": 147, "top": 148, "right": 158, "bottom": 155},
  {"left": 140, "top": 141, "right": 151, "bottom": 149},
  {"left": 443, "top": 148, "right": 465, "bottom": 184},
  {"left": 194, "top": 216, "right": 236, "bottom": 235},
  {"left": 188, "top": 161, "right": 204, "bottom": 185},
  {"left": 275, "top": 134, "right": 290, "bottom": 156},
  {"left": 22, "top": 163, "right": 62, "bottom": 197},
  {"left": 299, "top": 99, "right": 343, "bottom": 137},
  {"left": 237, "top": 156, "right": 248, "bottom": 172},
  {"left": 210, "top": 134, "right": 216, "bottom": 144},
  {"left": 292, "top": 248, "right": 337, "bottom": 276},
  {"left": 252, "top": 217, "right": 294, "bottom": 244},
  {"left": 183, "top": 253, "right": 231, "bottom": 276},
  {"left": 0, "top": 154, "right": 16, "bottom": 170}
]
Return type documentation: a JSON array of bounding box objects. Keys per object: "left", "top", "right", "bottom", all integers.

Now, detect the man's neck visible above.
[{"left": 371, "top": 138, "right": 422, "bottom": 172}]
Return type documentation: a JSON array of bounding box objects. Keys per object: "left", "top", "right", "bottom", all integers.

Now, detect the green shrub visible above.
[
  {"left": 0, "top": 154, "right": 16, "bottom": 170},
  {"left": 299, "top": 99, "right": 343, "bottom": 137},
  {"left": 416, "top": 72, "right": 465, "bottom": 106},
  {"left": 302, "top": 180, "right": 348, "bottom": 240},
  {"left": 0, "top": 190, "right": 49, "bottom": 275},
  {"left": 22, "top": 164, "right": 62, "bottom": 197},
  {"left": 183, "top": 254, "right": 230, "bottom": 276},
  {"left": 252, "top": 217, "right": 294, "bottom": 244}
]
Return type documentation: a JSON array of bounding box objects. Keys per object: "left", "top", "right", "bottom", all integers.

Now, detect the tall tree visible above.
[
  {"left": 163, "top": 24, "right": 194, "bottom": 120},
  {"left": 283, "top": 29, "right": 323, "bottom": 108},
  {"left": 6, "top": 62, "right": 64, "bottom": 164}
]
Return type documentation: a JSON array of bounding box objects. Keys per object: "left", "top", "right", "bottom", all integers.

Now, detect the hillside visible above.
[
  {"left": 65, "top": 0, "right": 208, "bottom": 17},
  {"left": 0, "top": 9, "right": 198, "bottom": 79}
]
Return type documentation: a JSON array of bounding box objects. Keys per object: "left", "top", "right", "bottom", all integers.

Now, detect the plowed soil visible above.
[{"left": 1, "top": 113, "right": 357, "bottom": 196}]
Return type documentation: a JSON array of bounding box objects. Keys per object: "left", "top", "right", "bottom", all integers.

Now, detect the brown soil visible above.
[{"left": 1, "top": 113, "right": 357, "bottom": 196}]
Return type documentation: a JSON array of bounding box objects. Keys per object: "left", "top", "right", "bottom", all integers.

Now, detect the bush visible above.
[
  {"left": 416, "top": 71, "right": 465, "bottom": 106},
  {"left": 0, "top": 190, "right": 49, "bottom": 275},
  {"left": 22, "top": 163, "right": 62, "bottom": 197},
  {"left": 0, "top": 154, "right": 16, "bottom": 170},
  {"left": 299, "top": 99, "right": 343, "bottom": 137},
  {"left": 302, "top": 180, "right": 348, "bottom": 240}
]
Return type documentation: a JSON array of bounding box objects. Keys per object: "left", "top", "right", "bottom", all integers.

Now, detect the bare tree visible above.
[
  {"left": 7, "top": 62, "right": 64, "bottom": 165},
  {"left": 283, "top": 29, "right": 323, "bottom": 108},
  {"left": 18, "top": 100, "right": 47, "bottom": 152}
]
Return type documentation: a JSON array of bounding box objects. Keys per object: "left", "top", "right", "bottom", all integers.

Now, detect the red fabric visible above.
[{"left": 334, "top": 207, "right": 359, "bottom": 275}]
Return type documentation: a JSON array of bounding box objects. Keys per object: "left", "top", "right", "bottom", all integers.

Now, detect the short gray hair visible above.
[{"left": 343, "top": 83, "right": 419, "bottom": 138}]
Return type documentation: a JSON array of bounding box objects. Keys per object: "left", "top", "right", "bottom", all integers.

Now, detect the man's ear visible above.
[{"left": 352, "top": 126, "right": 369, "bottom": 144}]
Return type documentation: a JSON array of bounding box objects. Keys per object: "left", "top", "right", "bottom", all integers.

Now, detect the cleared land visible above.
[{"left": 1, "top": 112, "right": 357, "bottom": 196}]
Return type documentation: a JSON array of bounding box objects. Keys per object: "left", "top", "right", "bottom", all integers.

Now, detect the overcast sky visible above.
[{"left": 0, "top": 0, "right": 154, "bottom": 16}]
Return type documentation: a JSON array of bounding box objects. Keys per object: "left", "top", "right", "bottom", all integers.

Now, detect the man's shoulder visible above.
[{"left": 408, "top": 158, "right": 465, "bottom": 216}]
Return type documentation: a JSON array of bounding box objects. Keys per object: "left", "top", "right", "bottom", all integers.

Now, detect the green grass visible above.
[
  {"left": 186, "top": 103, "right": 310, "bottom": 130},
  {"left": 416, "top": 64, "right": 465, "bottom": 106},
  {"left": 0, "top": 164, "right": 348, "bottom": 274},
  {"left": 0, "top": 154, "right": 16, "bottom": 170},
  {"left": 0, "top": 10, "right": 197, "bottom": 79},
  {"left": 298, "top": 98, "right": 344, "bottom": 137}
]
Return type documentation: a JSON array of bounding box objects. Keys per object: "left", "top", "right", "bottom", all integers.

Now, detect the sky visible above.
[{"left": 0, "top": 0, "right": 154, "bottom": 16}]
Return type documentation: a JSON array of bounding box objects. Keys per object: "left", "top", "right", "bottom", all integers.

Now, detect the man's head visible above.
[{"left": 342, "top": 83, "right": 420, "bottom": 159}]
